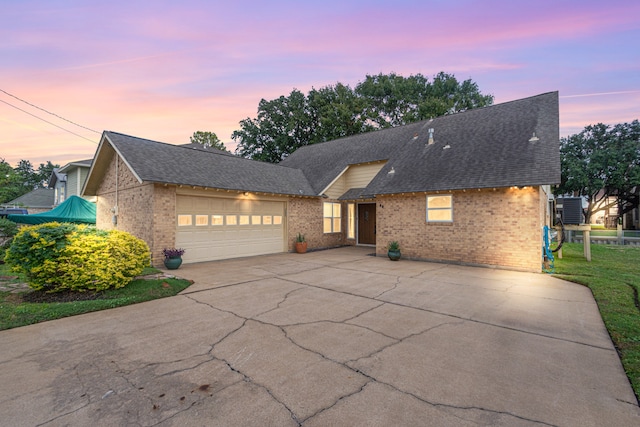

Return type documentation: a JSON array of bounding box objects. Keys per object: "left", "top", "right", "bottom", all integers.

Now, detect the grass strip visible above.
[
  {"left": 0, "top": 265, "right": 191, "bottom": 330},
  {"left": 553, "top": 243, "right": 640, "bottom": 400}
]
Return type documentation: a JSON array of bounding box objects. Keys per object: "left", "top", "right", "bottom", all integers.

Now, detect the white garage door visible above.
[{"left": 175, "top": 195, "right": 286, "bottom": 263}]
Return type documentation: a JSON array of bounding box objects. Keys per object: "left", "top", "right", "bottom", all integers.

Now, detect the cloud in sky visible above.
[{"left": 1, "top": 0, "right": 639, "bottom": 167}]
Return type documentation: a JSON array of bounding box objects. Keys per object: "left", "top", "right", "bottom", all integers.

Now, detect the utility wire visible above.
[
  {"left": 0, "top": 88, "right": 100, "bottom": 134},
  {"left": 0, "top": 98, "right": 98, "bottom": 144}
]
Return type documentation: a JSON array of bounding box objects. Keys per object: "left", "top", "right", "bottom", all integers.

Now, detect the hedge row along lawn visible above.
[
  {"left": 0, "top": 265, "right": 192, "bottom": 331},
  {"left": 552, "top": 243, "right": 640, "bottom": 400}
]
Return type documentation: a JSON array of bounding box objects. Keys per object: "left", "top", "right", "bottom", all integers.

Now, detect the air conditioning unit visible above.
[{"left": 562, "top": 197, "right": 583, "bottom": 225}]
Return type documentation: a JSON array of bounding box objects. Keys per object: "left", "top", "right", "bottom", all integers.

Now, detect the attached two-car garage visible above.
[{"left": 175, "top": 194, "right": 286, "bottom": 263}]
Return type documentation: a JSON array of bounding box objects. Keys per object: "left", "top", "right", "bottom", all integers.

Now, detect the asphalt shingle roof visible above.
[
  {"left": 84, "top": 92, "right": 559, "bottom": 199},
  {"left": 99, "top": 132, "right": 316, "bottom": 196},
  {"left": 5, "top": 188, "right": 54, "bottom": 209},
  {"left": 59, "top": 159, "right": 93, "bottom": 173},
  {"left": 280, "top": 92, "right": 561, "bottom": 195}
]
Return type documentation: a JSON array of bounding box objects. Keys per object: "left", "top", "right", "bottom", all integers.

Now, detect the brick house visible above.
[{"left": 83, "top": 92, "right": 560, "bottom": 272}]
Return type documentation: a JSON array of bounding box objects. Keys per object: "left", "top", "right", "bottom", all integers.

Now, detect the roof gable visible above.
[
  {"left": 84, "top": 132, "right": 316, "bottom": 197},
  {"left": 280, "top": 92, "right": 560, "bottom": 196},
  {"left": 58, "top": 159, "right": 93, "bottom": 174}
]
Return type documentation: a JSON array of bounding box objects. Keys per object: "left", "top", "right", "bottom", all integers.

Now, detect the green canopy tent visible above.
[{"left": 7, "top": 195, "right": 96, "bottom": 224}]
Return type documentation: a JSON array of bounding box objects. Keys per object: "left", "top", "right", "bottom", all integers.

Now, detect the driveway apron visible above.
[{"left": 1, "top": 247, "right": 638, "bottom": 426}]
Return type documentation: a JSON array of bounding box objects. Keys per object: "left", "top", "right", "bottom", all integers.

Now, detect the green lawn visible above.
[
  {"left": 552, "top": 243, "right": 640, "bottom": 399},
  {"left": 0, "top": 264, "right": 192, "bottom": 331}
]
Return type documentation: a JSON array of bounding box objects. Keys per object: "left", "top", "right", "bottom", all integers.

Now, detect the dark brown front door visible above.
[{"left": 358, "top": 204, "right": 376, "bottom": 245}]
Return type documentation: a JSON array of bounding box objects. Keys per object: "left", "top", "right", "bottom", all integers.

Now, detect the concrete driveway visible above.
[{"left": 1, "top": 247, "right": 638, "bottom": 426}]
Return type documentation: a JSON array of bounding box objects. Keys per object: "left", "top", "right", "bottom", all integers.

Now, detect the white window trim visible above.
[
  {"left": 347, "top": 203, "right": 355, "bottom": 239},
  {"left": 323, "top": 202, "right": 342, "bottom": 233},
  {"left": 426, "top": 194, "right": 453, "bottom": 223}
]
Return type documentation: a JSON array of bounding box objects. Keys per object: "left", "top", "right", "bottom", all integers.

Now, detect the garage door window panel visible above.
[
  {"left": 178, "top": 215, "right": 192, "bottom": 226},
  {"left": 195, "top": 215, "right": 209, "bottom": 226}
]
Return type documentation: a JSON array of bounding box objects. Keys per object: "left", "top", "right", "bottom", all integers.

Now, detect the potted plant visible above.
[
  {"left": 387, "top": 241, "right": 401, "bottom": 261},
  {"left": 163, "top": 247, "right": 185, "bottom": 270},
  {"left": 295, "top": 233, "right": 307, "bottom": 254}
]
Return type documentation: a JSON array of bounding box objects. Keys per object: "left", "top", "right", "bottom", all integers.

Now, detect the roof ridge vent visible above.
[{"left": 428, "top": 128, "right": 435, "bottom": 145}]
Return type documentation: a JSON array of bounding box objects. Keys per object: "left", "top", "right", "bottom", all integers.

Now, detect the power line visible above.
[
  {"left": 0, "top": 88, "right": 101, "bottom": 134},
  {"left": 0, "top": 98, "right": 98, "bottom": 144}
]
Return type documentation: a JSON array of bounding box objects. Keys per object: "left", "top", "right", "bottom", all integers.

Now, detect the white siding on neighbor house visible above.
[
  {"left": 175, "top": 193, "right": 287, "bottom": 263},
  {"left": 324, "top": 161, "right": 386, "bottom": 199},
  {"left": 79, "top": 168, "right": 89, "bottom": 194},
  {"left": 66, "top": 171, "right": 79, "bottom": 197}
]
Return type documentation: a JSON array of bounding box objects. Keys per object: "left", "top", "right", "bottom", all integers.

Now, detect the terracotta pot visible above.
[{"left": 295, "top": 241, "right": 308, "bottom": 254}]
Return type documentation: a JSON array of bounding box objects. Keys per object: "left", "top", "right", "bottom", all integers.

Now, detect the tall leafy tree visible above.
[
  {"left": 36, "top": 161, "right": 58, "bottom": 188},
  {"left": 14, "top": 159, "right": 39, "bottom": 190},
  {"left": 307, "top": 83, "right": 373, "bottom": 143},
  {"left": 190, "top": 131, "right": 228, "bottom": 151},
  {"left": 233, "top": 72, "right": 493, "bottom": 163},
  {"left": 556, "top": 120, "right": 640, "bottom": 223},
  {"left": 355, "top": 72, "right": 494, "bottom": 128},
  {"left": 233, "top": 89, "right": 314, "bottom": 162},
  {"left": 0, "top": 159, "right": 29, "bottom": 203}
]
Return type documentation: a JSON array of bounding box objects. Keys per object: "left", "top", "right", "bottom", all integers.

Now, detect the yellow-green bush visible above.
[{"left": 6, "top": 222, "right": 150, "bottom": 292}]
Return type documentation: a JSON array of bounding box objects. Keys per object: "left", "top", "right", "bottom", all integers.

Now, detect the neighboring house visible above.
[
  {"left": 49, "top": 159, "right": 93, "bottom": 206},
  {"left": 2, "top": 188, "right": 54, "bottom": 214},
  {"left": 48, "top": 168, "right": 67, "bottom": 206},
  {"left": 83, "top": 92, "right": 560, "bottom": 272},
  {"left": 586, "top": 188, "right": 639, "bottom": 229}
]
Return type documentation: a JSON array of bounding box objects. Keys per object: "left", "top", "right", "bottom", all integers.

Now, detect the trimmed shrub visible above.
[
  {"left": 5, "top": 222, "right": 150, "bottom": 292},
  {"left": 4, "top": 222, "right": 76, "bottom": 281}
]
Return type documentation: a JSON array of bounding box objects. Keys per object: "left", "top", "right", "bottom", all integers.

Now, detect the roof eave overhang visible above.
[{"left": 154, "top": 181, "right": 320, "bottom": 198}]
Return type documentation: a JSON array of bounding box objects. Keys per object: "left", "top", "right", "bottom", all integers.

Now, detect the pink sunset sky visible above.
[{"left": 1, "top": 0, "right": 639, "bottom": 167}]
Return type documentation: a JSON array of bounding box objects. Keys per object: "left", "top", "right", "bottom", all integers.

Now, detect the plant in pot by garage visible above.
[
  {"left": 387, "top": 241, "right": 401, "bottom": 261},
  {"left": 295, "top": 233, "right": 307, "bottom": 254},
  {"left": 163, "top": 247, "right": 185, "bottom": 270}
]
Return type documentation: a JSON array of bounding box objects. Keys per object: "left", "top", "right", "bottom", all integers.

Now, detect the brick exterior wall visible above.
[
  {"left": 287, "top": 198, "right": 344, "bottom": 251},
  {"left": 94, "top": 155, "right": 544, "bottom": 271},
  {"left": 375, "top": 187, "right": 544, "bottom": 272},
  {"left": 151, "top": 185, "right": 177, "bottom": 266},
  {"left": 94, "top": 154, "right": 177, "bottom": 266}
]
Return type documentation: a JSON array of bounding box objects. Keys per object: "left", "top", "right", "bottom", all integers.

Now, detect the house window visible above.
[
  {"left": 263, "top": 215, "right": 272, "bottom": 225},
  {"left": 252, "top": 215, "right": 262, "bottom": 225},
  {"left": 226, "top": 215, "right": 237, "bottom": 225},
  {"left": 273, "top": 215, "right": 283, "bottom": 225},
  {"left": 426, "top": 195, "right": 453, "bottom": 222},
  {"left": 239, "top": 215, "right": 250, "bottom": 225},
  {"left": 211, "top": 215, "right": 224, "bottom": 225},
  {"left": 323, "top": 202, "right": 341, "bottom": 233},
  {"left": 178, "top": 215, "right": 192, "bottom": 226},
  {"left": 347, "top": 203, "right": 355, "bottom": 239}
]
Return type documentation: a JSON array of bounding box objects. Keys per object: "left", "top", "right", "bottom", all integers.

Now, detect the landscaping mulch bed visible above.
[{"left": 21, "top": 290, "right": 105, "bottom": 303}]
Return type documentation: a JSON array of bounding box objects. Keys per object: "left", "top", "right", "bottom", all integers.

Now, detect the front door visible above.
[{"left": 358, "top": 203, "right": 376, "bottom": 245}]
